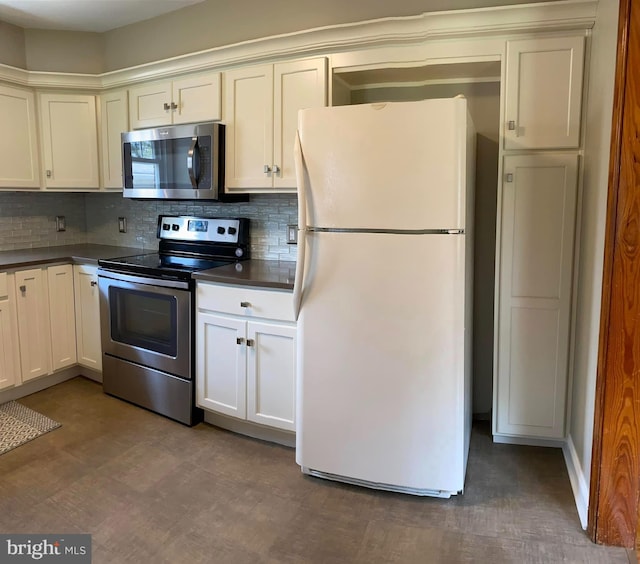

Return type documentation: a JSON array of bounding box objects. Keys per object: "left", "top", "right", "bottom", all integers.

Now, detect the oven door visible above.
[{"left": 98, "top": 271, "right": 191, "bottom": 379}]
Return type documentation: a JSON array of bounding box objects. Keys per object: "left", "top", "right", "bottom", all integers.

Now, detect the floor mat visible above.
[{"left": 0, "top": 401, "right": 61, "bottom": 455}]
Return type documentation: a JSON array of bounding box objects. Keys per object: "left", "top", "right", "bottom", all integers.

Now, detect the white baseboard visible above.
[
  {"left": 204, "top": 411, "right": 295, "bottom": 448},
  {"left": 0, "top": 366, "right": 82, "bottom": 404},
  {"left": 493, "top": 433, "right": 564, "bottom": 448},
  {"left": 79, "top": 367, "right": 102, "bottom": 383},
  {"left": 563, "top": 435, "right": 589, "bottom": 529}
]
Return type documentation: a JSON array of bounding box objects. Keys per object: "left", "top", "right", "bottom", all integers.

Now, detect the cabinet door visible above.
[
  {"left": 273, "top": 58, "right": 327, "bottom": 190},
  {"left": 0, "top": 274, "right": 20, "bottom": 391},
  {"left": 196, "top": 312, "right": 247, "bottom": 418},
  {"left": 128, "top": 81, "right": 172, "bottom": 129},
  {"left": 47, "top": 265, "right": 77, "bottom": 371},
  {"left": 246, "top": 321, "right": 296, "bottom": 431},
  {"left": 15, "top": 269, "right": 51, "bottom": 381},
  {"left": 504, "top": 36, "right": 584, "bottom": 150},
  {"left": 99, "top": 90, "right": 128, "bottom": 189},
  {"left": 172, "top": 71, "right": 221, "bottom": 125},
  {"left": 39, "top": 93, "right": 99, "bottom": 188},
  {"left": 223, "top": 65, "right": 274, "bottom": 190},
  {"left": 495, "top": 154, "right": 578, "bottom": 439},
  {"left": 74, "top": 265, "right": 101, "bottom": 371},
  {"left": 0, "top": 84, "right": 40, "bottom": 188}
]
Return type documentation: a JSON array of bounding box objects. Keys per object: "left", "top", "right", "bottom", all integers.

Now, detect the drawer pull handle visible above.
[
  {"left": 236, "top": 337, "right": 245, "bottom": 345},
  {"left": 246, "top": 339, "right": 255, "bottom": 347},
  {"left": 240, "top": 301, "right": 251, "bottom": 308}
]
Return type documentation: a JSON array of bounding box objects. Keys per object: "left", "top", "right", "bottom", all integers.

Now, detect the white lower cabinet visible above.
[
  {"left": 0, "top": 261, "right": 104, "bottom": 396},
  {"left": 196, "top": 283, "right": 296, "bottom": 432},
  {"left": 494, "top": 153, "right": 578, "bottom": 441},
  {"left": 15, "top": 268, "right": 52, "bottom": 382},
  {"left": 0, "top": 273, "right": 20, "bottom": 391},
  {"left": 73, "top": 264, "right": 102, "bottom": 370}
]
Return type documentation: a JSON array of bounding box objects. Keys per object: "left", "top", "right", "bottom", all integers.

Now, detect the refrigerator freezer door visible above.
[
  {"left": 296, "top": 231, "right": 469, "bottom": 494},
  {"left": 297, "top": 99, "right": 469, "bottom": 231}
]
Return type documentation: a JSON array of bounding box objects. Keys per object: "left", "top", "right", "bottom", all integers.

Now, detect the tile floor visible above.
[{"left": 0, "top": 377, "right": 635, "bottom": 563}]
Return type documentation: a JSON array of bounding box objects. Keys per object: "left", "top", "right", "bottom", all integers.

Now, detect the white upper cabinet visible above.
[
  {"left": 224, "top": 57, "right": 327, "bottom": 192},
  {"left": 0, "top": 84, "right": 40, "bottom": 188},
  {"left": 99, "top": 89, "right": 129, "bottom": 189},
  {"left": 38, "top": 93, "right": 100, "bottom": 189},
  {"left": 128, "top": 71, "right": 221, "bottom": 129},
  {"left": 495, "top": 154, "right": 578, "bottom": 440},
  {"left": 504, "top": 36, "right": 585, "bottom": 150}
]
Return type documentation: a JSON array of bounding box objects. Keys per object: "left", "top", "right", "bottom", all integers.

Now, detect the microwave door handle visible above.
[{"left": 187, "top": 136, "right": 198, "bottom": 189}]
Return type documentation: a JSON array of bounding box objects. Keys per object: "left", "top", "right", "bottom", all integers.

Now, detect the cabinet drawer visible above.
[
  {"left": 0, "top": 273, "right": 6, "bottom": 298},
  {"left": 197, "top": 283, "right": 294, "bottom": 322}
]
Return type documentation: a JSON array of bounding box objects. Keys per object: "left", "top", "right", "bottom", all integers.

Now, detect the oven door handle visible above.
[
  {"left": 97, "top": 268, "right": 190, "bottom": 290},
  {"left": 187, "top": 136, "right": 199, "bottom": 189}
]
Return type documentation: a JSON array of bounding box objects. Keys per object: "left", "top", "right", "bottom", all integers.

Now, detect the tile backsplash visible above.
[
  {"left": 0, "top": 192, "right": 87, "bottom": 251},
  {"left": 0, "top": 192, "right": 298, "bottom": 261}
]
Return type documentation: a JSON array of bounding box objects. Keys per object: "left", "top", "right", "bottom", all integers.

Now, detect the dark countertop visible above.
[
  {"left": 193, "top": 260, "right": 296, "bottom": 290},
  {"left": 0, "top": 244, "right": 146, "bottom": 269},
  {"left": 0, "top": 246, "right": 295, "bottom": 290}
]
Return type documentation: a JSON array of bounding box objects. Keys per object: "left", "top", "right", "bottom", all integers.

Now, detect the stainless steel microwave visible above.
[{"left": 122, "top": 122, "right": 241, "bottom": 200}]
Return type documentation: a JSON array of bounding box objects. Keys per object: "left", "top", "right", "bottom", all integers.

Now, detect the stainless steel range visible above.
[{"left": 97, "top": 215, "right": 250, "bottom": 425}]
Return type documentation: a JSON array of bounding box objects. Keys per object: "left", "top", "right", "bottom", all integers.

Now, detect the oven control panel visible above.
[{"left": 158, "top": 216, "right": 245, "bottom": 244}]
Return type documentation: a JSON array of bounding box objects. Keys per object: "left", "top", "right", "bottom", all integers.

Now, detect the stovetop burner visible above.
[{"left": 98, "top": 215, "right": 250, "bottom": 281}]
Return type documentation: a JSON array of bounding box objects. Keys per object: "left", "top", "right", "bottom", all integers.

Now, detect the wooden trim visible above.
[{"left": 588, "top": 0, "right": 637, "bottom": 547}]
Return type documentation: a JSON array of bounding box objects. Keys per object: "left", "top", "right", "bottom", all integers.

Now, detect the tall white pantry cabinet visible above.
[{"left": 493, "top": 35, "right": 585, "bottom": 443}]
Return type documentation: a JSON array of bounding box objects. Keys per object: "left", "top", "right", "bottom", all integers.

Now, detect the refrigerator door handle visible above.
[{"left": 293, "top": 131, "right": 307, "bottom": 320}]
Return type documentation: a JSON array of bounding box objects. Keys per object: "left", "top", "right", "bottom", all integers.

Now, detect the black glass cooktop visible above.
[{"left": 99, "top": 253, "right": 232, "bottom": 281}]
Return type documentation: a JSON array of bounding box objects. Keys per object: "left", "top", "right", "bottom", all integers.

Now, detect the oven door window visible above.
[{"left": 109, "top": 287, "right": 177, "bottom": 357}]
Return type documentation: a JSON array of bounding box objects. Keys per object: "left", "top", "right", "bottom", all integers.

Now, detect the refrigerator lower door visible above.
[{"left": 296, "top": 231, "right": 470, "bottom": 496}]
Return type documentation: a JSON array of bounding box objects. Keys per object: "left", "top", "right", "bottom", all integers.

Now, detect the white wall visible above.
[
  {"left": 566, "top": 0, "right": 619, "bottom": 528},
  {"left": 0, "top": 0, "right": 555, "bottom": 73},
  {"left": 24, "top": 29, "right": 104, "bottom": 73}
]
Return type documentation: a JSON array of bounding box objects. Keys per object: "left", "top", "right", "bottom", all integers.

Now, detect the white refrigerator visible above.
[{"left": 293, "top": 98, "right": 476, "bottom": 498}]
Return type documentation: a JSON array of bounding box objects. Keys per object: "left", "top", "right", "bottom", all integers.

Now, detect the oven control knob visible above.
[
  {"left": 217, "top": 226, "right": 226, "bottom": 235},
  {"left": 162, "top": 224, "right": 170, "bottom": 230},
  {"left": 172, "top": 224, "right": 179, "bottom": 231},
  {"left": 228, "top": 227, "right": 237, "bottom": 235},
  {"left": 235, "top": 248, "right": 244, "bottom": 258}
]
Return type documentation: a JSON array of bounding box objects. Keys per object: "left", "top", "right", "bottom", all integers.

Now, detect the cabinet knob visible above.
[
  {"left": 236, "top": 337, "right": 245, "bottom": 345},
  {"left": 272, "top": 164, "right": 280, "bottom": 174},
  {"left": 170, "top": 102, "right": 178, "bottom": 110},
  {"left": 505, "top": 173, "right": 514, "bottom": 183},
  {"left": 163, "top": 102, "right": 171, "bottom": 110},
  {"left": 19, "top": 285, "right": 26, "bottom": 293},
  {"left": 240, "top": 301, "right": 251, "bottom": 308},
  {"left": 263, "top": 165, "right": 271, "bottom": 175},
  {"left": 246, "top": 339, "right": 255, "bottom": 347},
  {"left": 507, "top": 120, "right": 516, "bottom": 131},
  {"left": 46, "top": 170, "right": 52, "bottom": 178},
  {"left": 90, "top": 280, "right": 97, "bottom": 287}
]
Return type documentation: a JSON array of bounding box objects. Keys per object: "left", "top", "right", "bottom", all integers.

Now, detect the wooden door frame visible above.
[{"left": 588, "top": 0, "right": 639, "bottom": 548}]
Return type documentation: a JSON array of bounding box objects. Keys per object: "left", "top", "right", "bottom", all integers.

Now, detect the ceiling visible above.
[
  {"left": 0, "top": 0, "right": 206, "bottom": 32},
  {"left": 0, "top": 0, "right": 566, "bottom": 34}
]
